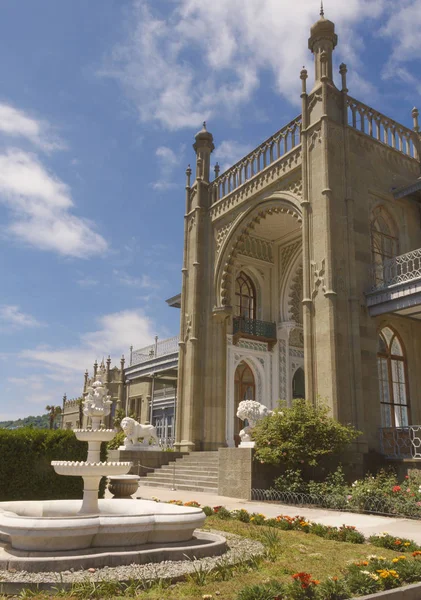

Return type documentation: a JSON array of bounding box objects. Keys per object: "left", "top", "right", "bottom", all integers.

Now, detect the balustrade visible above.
[
  {"left": 233, "top": 316, "right": 277, "bottom": 342},
  {"left": 347, "top": 96, "right": 419, "bottom": 160},
  {"left": 130, "top": 335, "right": 180, "bottom": 367},
  {"left": 380, "top": 426, "right": 421, "bottom": 459},
  {"left": 211, "top": 115, "right": 302, "bottom": 204},
  {"left": 370, "top": 248, "right": 421, "bottom": 291}
]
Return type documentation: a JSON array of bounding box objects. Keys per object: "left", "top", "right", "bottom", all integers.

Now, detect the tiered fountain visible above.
[
  {"left": 52, "top": 373, "right": 132, "bottom": 514},
  {"left": 0, "top": 374, "right": 225, "bottom": 572}
]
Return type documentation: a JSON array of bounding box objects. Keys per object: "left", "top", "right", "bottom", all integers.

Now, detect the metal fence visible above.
[
  {"left": 251, "top": 488, "right": 421, "bottom": 520},
  {"left": 370, "top": 248, "right": 421, "bottom": 291}
]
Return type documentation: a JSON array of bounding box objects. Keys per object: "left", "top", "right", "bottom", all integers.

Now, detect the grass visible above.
[{"left": 2, "top": 516, "right": 409, "bottom": 600}]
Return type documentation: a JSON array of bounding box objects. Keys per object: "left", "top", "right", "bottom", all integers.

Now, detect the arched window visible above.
[
  {"left": 377, "top": 327, "right": 409, "bottom": 428},
  {"left": 371, "top": 207, "right": 399, "bottom": 287},
  {"left": 234, "top": 361, "right": 255, "bottom": 446},
  {"left": 235, "top": 271, "right": 256, "bottom": 320}
]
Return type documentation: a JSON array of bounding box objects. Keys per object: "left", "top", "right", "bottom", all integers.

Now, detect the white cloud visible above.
[
  {"left": 77, "top": 276, "right": 100, "bottom": 287},
  {"left": 113, "top": 269, "right": 159, "bottom": 289},
  {"left": 380, "top": 0, "right": 421, "bottom": 92},
  {"left": 0, "top": 305, "right": 42, "bottom": 330},
  {"left": 151, "top": 145, "right": 183, "bottom": 190},
  {"left": 21, "top": 308, "right": 157, "bottom": 375},
  {"left": 0, "top": 103, "right": 64, "bottom": 152},
  {"left": 0, "top": 149, "right": 108, "bottom": 258},
  {"left": 103, "top": 0, "right": 391, "bottom": 131}
]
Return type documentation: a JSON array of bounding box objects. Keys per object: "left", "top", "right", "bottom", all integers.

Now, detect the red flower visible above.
[{"left": 392, "top": 485, "right": 401, "bottom": 493}]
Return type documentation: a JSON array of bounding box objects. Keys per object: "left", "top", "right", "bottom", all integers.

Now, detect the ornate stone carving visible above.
[
  {"left": 279, "top": 338, "right": 287, "bottom": 401},
  {"left": 215, "top": 220, "right": 234, "bottom": 254},
  {"left": 237, "top": 339, "right": 268, "bottom": 352},
  {"left": 289, "top": 264, "right": 303, "bottom": 324},
  {"left": 237, "top": 236, "right": 274, "bottom": 263},
  {"left": 311, "top": 259, "right": 326, "bottom": 298},
  {"left": 236, "top": 400, "right": 272, "bottom": 447},
  {"left": 280, "top": 241, "right": 301, "bottom": 276},
  {"left": 210, "top": 146, "right": 302, "bottom": 221},
  {"left": 289, "top": 327, "right": 304, "bottom": 348},
  {"left": 120, "top": 417, "right": 159, "bottom": 449}
]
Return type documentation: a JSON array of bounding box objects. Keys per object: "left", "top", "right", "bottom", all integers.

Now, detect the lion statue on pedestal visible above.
[{"left": 121, "top": 417, "right": 159, "bottom": 448}]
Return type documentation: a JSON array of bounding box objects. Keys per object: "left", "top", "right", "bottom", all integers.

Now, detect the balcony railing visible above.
[
  {"left": 233, "top": 316, "right": 277, "bottom": 343},
  {"left": 370, "top": 249, "right": 421, "bottom": 292},
  {"left": 347, "top": 96, "right": 419, "bottom": 160},
  {"left": 210, "top": 115, "right": 302, "bottom": 204},
  {"left": 130, "top": 335, "right": 180, "bottom": 367},
  {"left": 380, "top": 426, "right": 421, "bottom": 459}
]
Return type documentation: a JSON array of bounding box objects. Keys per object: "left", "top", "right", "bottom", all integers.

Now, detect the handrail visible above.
[
  {"left": 130, "top": 335, "right": 180, "bottom": 367},
  {"left": 347, "top": 96, "right": 419, "bottom": 160},
  {"left": 210, "top": 115, "right": 302, "bottom": 204},
  {"left": 369, "top": 248, "right": 421, "bottom": 291}
]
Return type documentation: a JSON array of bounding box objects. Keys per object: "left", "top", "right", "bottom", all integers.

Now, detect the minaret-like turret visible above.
[
  {"left": 193, "top": 122, "right": 214, "bottom": 184},
  {"left": 308, "top": 3, "right": 338, "bottom": 85}
]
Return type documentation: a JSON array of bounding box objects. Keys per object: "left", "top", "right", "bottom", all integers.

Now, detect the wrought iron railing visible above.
[
  {"left": 369, "top": 249, "right": 421, "bottom": 291},
  {"left": 158, "top": 436, "right": 175, "bottom": 450},
  {"left": 130, "top": 335, "right": 180, "bottom": 367},
  {"left": 347, "top": 96, "right": 419, "bottom": 160},
  {"left": 233, "top": 317, "right": 277, "bottom": 340},
  {"left": 210, "top": 115, "right": 302, "bottom": 203},
  {"left": 251, "top": 489, "right": 421, "bottom": 520},
  {"left": 379, "top": 426, "right": 421, "bottom": 459}
]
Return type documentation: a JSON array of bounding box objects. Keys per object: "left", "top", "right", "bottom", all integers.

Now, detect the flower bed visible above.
[
  {"left": 264, "top": 467, "right": 421, "bottom": 520},
  {"left": 237, "top": 553, "right": 421, "bottom": 599}
]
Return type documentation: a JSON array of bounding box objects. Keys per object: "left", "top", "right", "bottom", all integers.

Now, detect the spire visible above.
[{"left": 308, "top": 6, "right": 338, "bottom": 85}]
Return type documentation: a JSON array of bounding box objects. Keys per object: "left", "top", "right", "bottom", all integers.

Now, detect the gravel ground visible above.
[{"left": 0, "top": 531, "right": 264, "bottom": 586}]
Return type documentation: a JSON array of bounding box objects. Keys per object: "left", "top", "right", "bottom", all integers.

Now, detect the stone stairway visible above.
[{"left": 141, "top": 451, "right": 219, "bottom": 493}]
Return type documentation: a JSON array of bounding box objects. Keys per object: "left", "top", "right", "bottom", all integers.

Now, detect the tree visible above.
[
  {"left": 253, "top": 399, "right": 361, "bottom": 468},
  {"left": 45, "top": 405, "right": 62, "bottom": 430}
]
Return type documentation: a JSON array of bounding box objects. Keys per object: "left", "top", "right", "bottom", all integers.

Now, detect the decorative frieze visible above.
[{"left": 237, "top": 236, "right": 274, "bottom": 263}]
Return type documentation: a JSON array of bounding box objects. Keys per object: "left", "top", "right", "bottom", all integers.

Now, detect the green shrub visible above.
[
  {"left": 107, "top": 430, "right": 124, "bottom": 450},
  {"left": 237, "top": 581, "right": 285, "bottom": 600},
  {"left": 202, "top": 505, "right": 213, "bottom": 516},
  {"left": 253, "top": 399, "right": 360, "bottom": 469},
  {"left": 0, "top": 428, "right": 106, "bottom": 501}
]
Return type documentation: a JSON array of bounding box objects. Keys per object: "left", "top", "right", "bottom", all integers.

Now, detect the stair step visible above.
[
  {"left": 145, "top": 475, "right": 218, "bottom": 484},
  {"left": 174, "top": 460, "right": 219, "bottom": 466},
  {"left": 158, "top": 467, "right": 219, "bottom": 475},
  {"left": 140, "top": 481, "right": 218, "bottom": 493}
]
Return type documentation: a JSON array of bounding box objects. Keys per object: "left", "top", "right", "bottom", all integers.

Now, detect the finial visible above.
[
  {"left": 203, "top": 121, "right": 207, "bottom": 130},
  {"left": 214, "top": 162, "right": 220, "bottom": 177},
  {"left": 320, "top": 0, "right": 324, "bottom": 17}
]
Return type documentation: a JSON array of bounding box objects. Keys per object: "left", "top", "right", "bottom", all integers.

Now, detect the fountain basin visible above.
[
  {"left": 0, "top": 499, "right": 205, "bottom": 551},
  {"left": 74, "top": 429, "right": 116, "bottom": 443},
  {"left": 51, "top": 461, "right": 131, "bottom": 477}
]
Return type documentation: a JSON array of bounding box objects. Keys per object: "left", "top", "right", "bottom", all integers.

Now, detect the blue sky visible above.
[{"left": 0, "top": 0, "right": 420, "bottom": 420}]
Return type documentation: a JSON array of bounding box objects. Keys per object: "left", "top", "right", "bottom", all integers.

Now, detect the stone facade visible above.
[{"left": 174, "top": 12, "right": 421, "bottom": 460}]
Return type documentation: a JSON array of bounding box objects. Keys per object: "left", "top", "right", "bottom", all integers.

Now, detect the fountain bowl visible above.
[{"left": 0, "top": 499, "right": 206, "bottom": 552}]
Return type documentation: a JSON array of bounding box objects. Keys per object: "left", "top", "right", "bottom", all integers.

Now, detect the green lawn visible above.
[{"left": 3, "top": 516, "right": 410, "bottom": 600}]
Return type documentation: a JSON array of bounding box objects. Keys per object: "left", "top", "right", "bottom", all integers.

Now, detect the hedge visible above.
[{"left": 0, "top": 428, "right": 107, "bottom": 501}]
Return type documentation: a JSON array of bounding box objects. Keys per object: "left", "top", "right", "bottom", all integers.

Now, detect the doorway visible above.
[{"left": 234, "top": 362, "right": 255, "bottom": 446}]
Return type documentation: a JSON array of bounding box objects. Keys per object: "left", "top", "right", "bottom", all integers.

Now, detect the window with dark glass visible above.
[
  {"left": 371, "top": 208, "right": 399, "bottom": 287},
  {"left": 235, "top": 272, "right": 256, "bottom": 319},
  {"left": 377, "top": 327, "right": 409, "bottom": 428}
]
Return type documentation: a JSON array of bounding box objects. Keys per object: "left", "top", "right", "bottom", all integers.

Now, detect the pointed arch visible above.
[
  {"left": 371, "top": 205, "right": 399, "bottom": 287},
  {"left": 377, "top": 326, "right": 410, "bottom": 428},
  {"left": 215, "top": 192, "right": 302, "bottom": 307}
]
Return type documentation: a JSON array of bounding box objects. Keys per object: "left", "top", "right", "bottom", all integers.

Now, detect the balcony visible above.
[
  {"left": 366, "top": 249, "right": 421, "bottom": 319},
  {"left": 233, "top": 316, "right": 277, "bottom": 348},
  {"left": 380, "top": 426, "right": 421, "bottom": 460}
]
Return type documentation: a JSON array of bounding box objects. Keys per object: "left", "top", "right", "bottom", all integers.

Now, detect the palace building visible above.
[{"left": 63, "top": 11, "right": 421, "bottom": 465}]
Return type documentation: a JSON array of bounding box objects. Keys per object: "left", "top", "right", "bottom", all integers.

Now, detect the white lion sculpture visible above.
[
  {"left": 236, "top": 400, "right": 272, "bottom": 446},
  {"left": 121, "top": 417, "right": 158, "bottom": 448}
]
